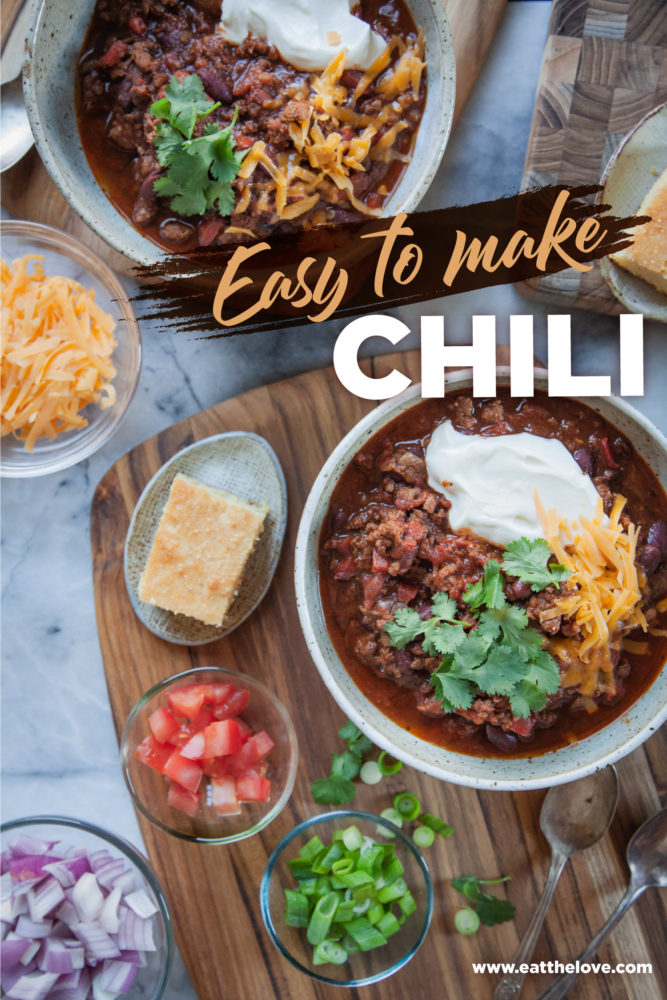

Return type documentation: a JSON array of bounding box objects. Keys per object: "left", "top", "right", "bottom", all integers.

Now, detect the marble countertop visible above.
[{"left": 2, "top": 2, "right": 666, "bottom": 997}]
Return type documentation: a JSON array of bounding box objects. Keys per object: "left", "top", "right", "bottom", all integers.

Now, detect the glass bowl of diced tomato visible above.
[{"left": 121, "top": 668, "right": 298, "bottom": 844}]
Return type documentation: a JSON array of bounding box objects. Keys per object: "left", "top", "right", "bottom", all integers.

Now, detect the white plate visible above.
[
  {"left": 125, "top": 432, "right": 287, "bottom": 645},
  {"left": 599, "top": 103, "right": 667, "bottom": 323}
]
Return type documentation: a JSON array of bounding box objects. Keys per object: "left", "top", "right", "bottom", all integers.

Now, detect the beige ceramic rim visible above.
[
  {"left": 598, "top": 102, "right": 667, "bottom": 323},
  {"left": 294, "top": 370, "right": 667, "bottom": 790},
  {"left": 23, "top": 0, "right": 456, "bottom": 267}
]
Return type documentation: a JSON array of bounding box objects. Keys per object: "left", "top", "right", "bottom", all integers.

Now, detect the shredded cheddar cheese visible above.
[
  {"left": 536, "top": 490, "right": 647, "bottom": 697},
  {"left": 236, "top": 32, "right": 425, "bottom": 224},
  {"left": 1, "top": 255, "right": 117, "bottom": 451}
]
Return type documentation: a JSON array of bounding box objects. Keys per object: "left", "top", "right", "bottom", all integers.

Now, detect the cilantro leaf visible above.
[
  {"left": 452, "top": 632, "right": 492, "bottom": 672},
  {"left": 429, "top": 622, "right": 466, "bottom": 655},
  {"left": 463, "top": 560, "right": 505, "bottom": 612},
  {"left": 430, "top": 667, "right": 476, "bottom": 711},
  {"left": 310, "top": 775, "right": 356, "bottom": 805},
  {"left": 503, "top": 537, "right": 570, "bottom": 593},
  {"left": 452, "top": 875, "right": 515, "bottom": 927},
  {"left": 331, "top": 752, "right": 362, "bottom": 781},
  {"left": 384, "top": 607, "right": 424, "bottom": 649},
  {"left": 471, "top": 643, "right": 525, "bottom": 696},
  {"left": 522, "top": 648, "right": 561, "bottom": 694},
  {"left": 479, "top": 604, "right": 529, "bottom": 649},
  {"left": 337, "top": 721, "right": 373, "bottom": 757},
  {"left": 431, "top": 593, "right": 459, "bottom": 620},
  {"left": 509, "top": 680, "right": 548, "bottom": 718},
  {"left": 151, "top": 74, "right": 219, "bottom": 139},
  {"left": 154, "top": 149, "right": 210, "bottom": 216},
  {"left": 153, "top": 121, "right": 183, "bottom": 166}
]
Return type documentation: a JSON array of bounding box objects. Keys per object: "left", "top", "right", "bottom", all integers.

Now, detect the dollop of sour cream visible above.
[
  {"left": 425, "top": 421, "right": 602, "bottom": 549},
  {"left": 219, "top": 0, "right": 387, "bottom": 72}
]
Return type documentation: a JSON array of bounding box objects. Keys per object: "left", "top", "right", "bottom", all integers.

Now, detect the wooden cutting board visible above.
[
  {"left": 517, "top": 0, "right": 667, "bottom": 314},
  {"left": 91, "top": 350, "right": 667, "bottom": 1000},
  {"left": 1, "top": 0, "right": 507, "bottom": 276}
]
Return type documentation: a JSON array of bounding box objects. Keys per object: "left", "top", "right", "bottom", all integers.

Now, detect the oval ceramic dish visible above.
[
  {"left": 125, "top": 431, "right": 286, "bottom": 645},
  {"left": 599, "top": 102, "right": 667, "bottom": 323},
  {"left": 294, "top": 371, "right": 667, "bottom": 791},
  {"left": 24, "top": 0, "right": 455, "bottom": 266}
]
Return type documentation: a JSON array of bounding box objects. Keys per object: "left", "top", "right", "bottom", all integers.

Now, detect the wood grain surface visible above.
[
  {"left": 91, "top": 350, "right": 667, "bottom": 1000},
  {"left": 518, "top": 0, "right": 667, "bottom": 314},
  {"left": 1, "top": 0, "right": 507, "bottom": 274}
]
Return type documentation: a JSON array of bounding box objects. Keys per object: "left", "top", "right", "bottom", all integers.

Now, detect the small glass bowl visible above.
[
  {"left": 1, "top": 220, "right": 141, "bottom": 477},
  {"left": 260, "top": 809, "right": 433, "bottom": 987},
  {"left": 121, "top": 667, "right": 298, "bottom": 844},
  {"left": 0, "top": 815, "right": 173, "bottom": 999}
]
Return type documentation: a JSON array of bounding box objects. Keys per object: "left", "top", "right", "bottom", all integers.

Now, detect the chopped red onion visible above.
[
  {"left": 93, "top": 861, "right": 127, "bottom": 894},
  {"left": 109, "top": 871, "right": 134, "bottom": 896},
  {"left": 71, "top": 876, "right": 104, "bottom": 923},
  {"left": 116, "top": 908, "right": 155, "bottom": 952},
  {"left": 94, "top": 960, "right": 138, "bottom": 994},
  {"left": 9, "top": 835, "right": 58, "bottom": 858},
  {"left": 71, "top": 921, "right": 121, "bottom": 961},
  {"left": 1, "top": 935, "right": 32, "bottom": 970},
  {"left": 54, "top": 901, "right": 79, "bottom": 929},
  {"left": 123, "top": 890, "right": 157, "bottom": 920},
  {"left": 37, "top": 938, "right": 85, "bottom": 975},
  {"left": 28, "top": 878, "right": 65, "bottom": 922},
  {"left": 116, "top": 950, "right": 145, "bottom": 968},
  {"left": 6, "top": 970, "right": 60, "bottom": 1000},
  {"left": 98, "top": 889, "right": 121, "bottom": 935},
  {"left": 15, "top": 916, "right": 54, "bottom": 939}
]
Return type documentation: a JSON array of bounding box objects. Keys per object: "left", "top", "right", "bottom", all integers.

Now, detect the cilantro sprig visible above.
[
  {"left": 451, "top": 875, "right": 515, "bottom": 926},
  {"left": 503, "top": 537, "right": 570, "bottom": 593},
  {"left": 384, "top": 540, "right": 567, "bottom": 718},
  {"left": 150, "top": 74, "right": 246, "bottom": 218},
  {"left": 310, "top": 721, "right": 373, "bottom": 805}
]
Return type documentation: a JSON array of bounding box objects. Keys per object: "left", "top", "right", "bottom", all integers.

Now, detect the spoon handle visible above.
[
  {"left": 494, "top": 850, "right": 568, "bottom": 1000},
  {"left": 537, "top": 883, "right": 645, "bottom": 1000}
]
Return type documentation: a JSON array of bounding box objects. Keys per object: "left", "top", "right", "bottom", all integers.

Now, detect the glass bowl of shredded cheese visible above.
[{"left": 1, "top": 220, "right": 141, "bottom": 477}]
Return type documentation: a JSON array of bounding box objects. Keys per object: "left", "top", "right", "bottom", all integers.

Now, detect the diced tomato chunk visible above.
[
  {"left": 211, "top": 776, "right": 241, "bottom": 815},
  {"left": 180, "top": 732, "right": 206, "bottom": 760},
  {"left": 201, "top": 682, "right": 235, "bottom": 704},
  {"left": 134, "top": 735, "right": 172, "bottom": 774},
  {"left": 235, "top": 717, "right": 253, "bottom": 743},
  {"left": 212, "top": 688, "right": 250, "bottom": 720},
  {"left": 167, "top": 684, "right": 209, "bottom": 720},
  {"left": 203, "top": 719, "right": 243, "bottom": 758},
  {"left": 167, "top": 782, "right": 200, "bottom": 817},
  {"left": 189, "top": 707, "right": 215, "bottom": 731},
  {"left": 235, "top": 772, "right": 271, "bottom": 803},
  {"left": 250, "top": 731, "right": 274, "bottom": 758},
  {"left": 163, "top": 750, "right": 203, "bottom": 793},
  {"left": 148, "top": 707, "right": 179, "bottom": 744}
]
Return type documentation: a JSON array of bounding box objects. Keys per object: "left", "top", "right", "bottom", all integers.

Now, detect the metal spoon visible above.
[
  {"left": 1, "top": 1, "right": 35, "bottom": 172},
  {"left": 537, "top": 807, "right": 667, "bottom": 1000},
  {"left": 494, "top": 766, "right": 619, "bottom": 1000}
]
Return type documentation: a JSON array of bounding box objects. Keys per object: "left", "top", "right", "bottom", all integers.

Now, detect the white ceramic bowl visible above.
[
  {"left": 24, "top": 0, "right": 455, "bottom": 266},
  {"left": 294, "top": 371, "right": 667, "bottom": 790}
]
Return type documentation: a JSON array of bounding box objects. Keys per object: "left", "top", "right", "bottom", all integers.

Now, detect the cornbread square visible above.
[
  {"left": 138, "top": 473, "right": 268, "bottom": 626},
  {"left": 610, "top": 167, "right": 667, "bottom": 296}
]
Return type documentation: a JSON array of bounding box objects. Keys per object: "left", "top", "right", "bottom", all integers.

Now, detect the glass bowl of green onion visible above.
[{"left": 259, "top": 809, "right": 433, "bottom": 986}]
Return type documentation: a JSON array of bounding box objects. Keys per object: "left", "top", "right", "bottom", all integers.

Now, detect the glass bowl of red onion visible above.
[{"left": 0, "top": 815, "right": 173, "bottom": 1000}]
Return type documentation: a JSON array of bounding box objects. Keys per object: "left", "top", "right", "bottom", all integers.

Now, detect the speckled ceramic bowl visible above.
[
  {"left": 294, "top": 371, "right": 667, "bottom": 791},
  {"left": 23, "top": 0, "right": 455, "bottom": 267},
  {"left": 599, "top": 102, "right": 667, "bottom": 323}
]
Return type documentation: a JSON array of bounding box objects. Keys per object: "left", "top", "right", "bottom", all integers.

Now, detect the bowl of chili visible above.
[
  {"left": 294, "top": 371, "right": 667, "bottom": 790},
  {"left": 24, "top": 0, "right": 455, "bottom": 264}
]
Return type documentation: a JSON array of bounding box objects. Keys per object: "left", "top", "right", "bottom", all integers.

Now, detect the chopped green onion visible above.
[
  {"left": 284, "top": 889, "right": 309, "bottom": 927},
  {"left": 360, "top": 760, "right": 382, "bottom": 785},
  {"left": 288, "top": 856, "right": 316, "bottom": 878},
  {"left": 300, "top": 835, "right": 325, "bottom": 859},
  {"left": 331, "top": 858, "right": 354, "bottom": 877},
  {"left": 378, "top": 808, "right": 403, "bottom": 837},
  {"left": 341, "top": 825, "right": 363, "bottom": 852},
  {"left": 345, "top": 916, "right": 387, "bottom": 951},
  {"left": 307, "top": 891, "right": 339, "bottom": 945},
  {"left": 335, "top": 869, "right": 374, "bottom": 889},
  {"left": 334, "top": 899, "right": 355, "bottom": 923},
  {"left": 312, "top": 842, "right": 344, "bottom": 874},
  {"left": 454, "top": 907, "right": 481, "bottom": 935},
  {"left": 413, "top": 825, "right": 435, "bottom": 849},
  {"left": 377, "top": 877, "right": 407, "bottom": 904},
  {"left": 377, "top": 911, "right": 401, "bottom": 938},
  {"left": 367, "top": 902, "right": 385, "bottom": 925},
  {"left": 313, "top": 940, "right": 348, "bottom": 965},
  {"left": 342, "top": 933, "right": 359, "bottom": 956},
  {"left": 399, "top": 890, "right": 417, "bottom": 918},
  {"left": 393, "top": 793, "right": 421, "bottom": 821},
  {"left": 418, "top": 813, "right": 453, "bottom": 839},
  {"left": 377, "top": 751, "right": 403, "bottom": 776}
]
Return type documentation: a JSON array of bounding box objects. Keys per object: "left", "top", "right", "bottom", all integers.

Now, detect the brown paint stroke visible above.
[{"left": 130, "top": 184, "right": 648, "bottom": 338}]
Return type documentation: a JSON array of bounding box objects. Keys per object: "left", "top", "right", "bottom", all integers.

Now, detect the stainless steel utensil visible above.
[
  {"left": 537, "top": 807, "right": 667, "bottom": 1000},
  {"left": 494, "top": 767, "right": 619, "bottom": 1000},
  {"left": 1, "top": 2, "right": 34, "bottom": 171}
]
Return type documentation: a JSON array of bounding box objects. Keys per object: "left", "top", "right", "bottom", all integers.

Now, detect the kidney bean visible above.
[
  {"left": 574, "top": 447, "right": 594, "bottom": 476},
  {"left": 197, "top": 69, "right": 232, "bottom": 105},
  {"left": 637, "top": 545, "right": 662, "bottom": 575},
  {"left": 648, "top": 520, "right": 667, "bottom": 558},
  {"left": 507, "top": 579, "right": 532, "bottom": 601},
  {"left": 485, "top": 724, "right": 518, "bottom": 753}
]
